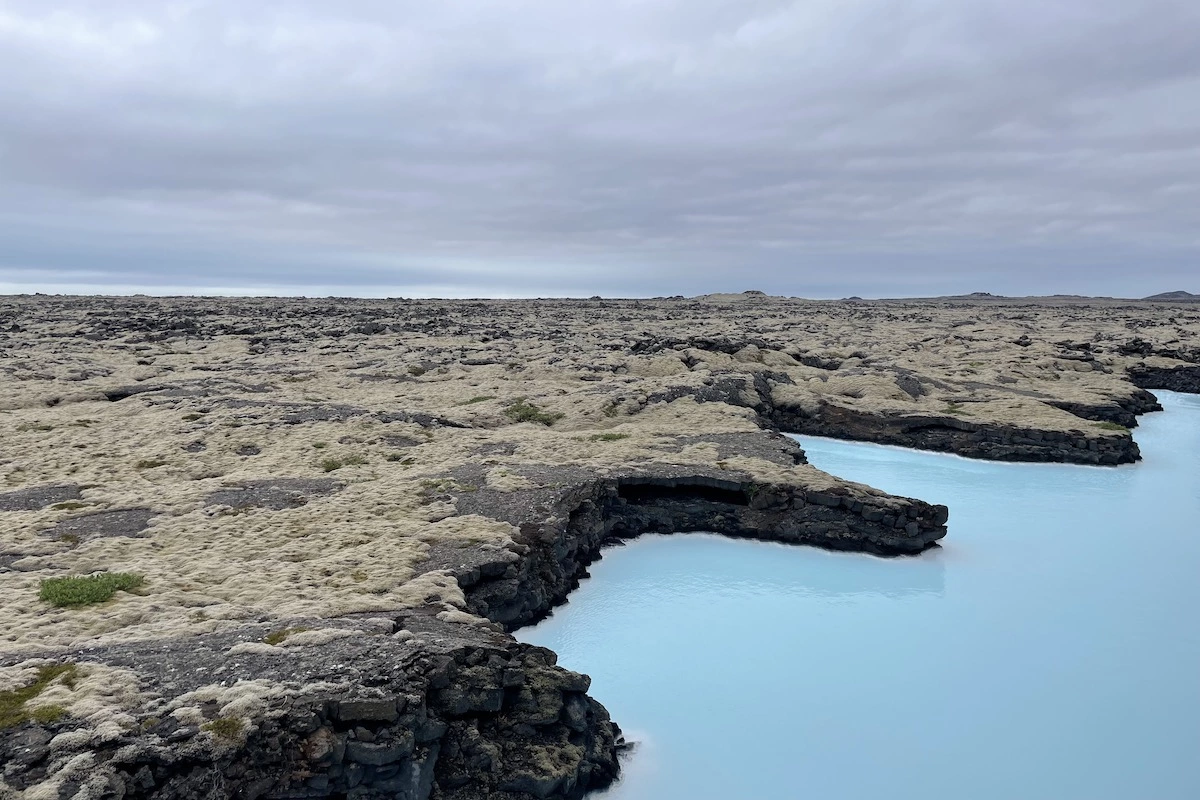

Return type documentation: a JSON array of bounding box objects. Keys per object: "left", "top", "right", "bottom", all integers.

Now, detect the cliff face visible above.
[
  {"left": 2, "top": 614, "right": 618, "bottom": 800},
  {"left": 455, "top": 469, "right": 946, "bottom": 632},
  {"left": 1128, "top": 364, "right": 1200, "bottom": 394},
  {"left": 769, "top": 401, "right": 1143, "bottom": 465}
]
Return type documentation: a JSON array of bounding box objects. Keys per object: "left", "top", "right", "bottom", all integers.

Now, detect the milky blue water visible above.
[{"left": 517, "top": 391, "right": 1200, "bottom": 800}]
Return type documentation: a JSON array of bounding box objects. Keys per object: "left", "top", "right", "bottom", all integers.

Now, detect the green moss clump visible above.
[
  {"left": 135, "top": 459, "right": 168, "bottom": 470},
  {"left": 39, "top": 573, "right": 145, "bottom": 607},
  {"left": 588, "top": 433, "right": 629, "bottom": 442},
  {"left": 51, "top": 501, "right": 88, "bottom": 511},
  {"left": 320, "top": 454, "right": 367, "bottom": 472},
  {"left": 0, "top": 664, "right": 78, "bottom": 729},
  {"left": 262, "top": 626, "right": 311, "bottom": 645},
  {"left": 459, "top": 395, "right": 496, "bottom": 405},
  {"left": 30, "top": 704, "right": 67, "bottom": 724},
  {"left": 202, "top": 716, "right": 244, "bottom": 741},
  {"left": 1096, "top": 421, "right": 1129, "bottom": 432},
  {"left": 504, "top": 399, "right": 564, "bottom": 426}
]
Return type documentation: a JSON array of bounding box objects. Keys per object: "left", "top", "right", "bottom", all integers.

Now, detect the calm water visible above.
[{"left": 518, "top": 391, "right": 1200, "bottom": 800}]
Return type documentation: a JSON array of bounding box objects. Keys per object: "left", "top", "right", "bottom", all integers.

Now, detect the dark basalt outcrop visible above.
[
  {"left": 453, "top": 469, "right": 945, "bottom": 631},
  {"left": 1128, "top": 364, "right": 1200, "bottom": 394},
  {"left": 769, "top": 400, "right": 1141, "bottom": 465},
  {"left": 1044, "top": 389, "right": 1162, "bottom": 429},
  {"left": 1, "top": 615, "right": 619, "bottom": 800}
]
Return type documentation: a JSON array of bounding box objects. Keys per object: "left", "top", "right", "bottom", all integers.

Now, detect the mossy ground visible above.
[
  {"left": 0, "top": 663, "right": 78, "bottom": 729},
  {"left": 0, "top": 295, "right": 1194, "bottom": 652}
]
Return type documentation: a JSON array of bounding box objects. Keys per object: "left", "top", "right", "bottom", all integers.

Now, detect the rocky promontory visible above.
[{"left": 1, "top": 294, "right": 1197, "bottom": 798}]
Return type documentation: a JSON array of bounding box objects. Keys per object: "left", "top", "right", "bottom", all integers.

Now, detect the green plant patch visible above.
[
  {"left": 459, "top": 395, "right": 497, "bottom": 405},
  {"left": 588, "top": 433, "right": 630, "bottom": 442},
  {"left": 0, "top": 663, "right": 78, "bottom": 729},
  {"left": 51, "top": 501, "right": 88, "bottom": 511},
  {"left": 39, "top": 573, "right": 145, "bottom": 607},
  {"left": 135, "top": 459, "right": 168, "bottom": 470},
  {"left": 203, "top": 716, "right": 244, "bottom": 740},
  {"left": 1096, "top": 421, "right": 1129, "bottom": 432},
  {"left": 262, "top": 626, "right": 311, "bottom": 645},
  {"left": 503, "top": 399, "right": 564, "bottom": 426}
]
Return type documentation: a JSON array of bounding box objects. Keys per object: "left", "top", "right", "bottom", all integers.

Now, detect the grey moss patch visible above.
[
  {"left": 205, "top": 478, "right": 344, "bottom": 511},
  {"left": 41, "top": 508, "right": 155, "bottom": 543}
]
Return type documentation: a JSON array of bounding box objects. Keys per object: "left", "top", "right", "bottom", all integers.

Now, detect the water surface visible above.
[{"left": 518, "top": 391, "right": 1200, "bottom": 800}]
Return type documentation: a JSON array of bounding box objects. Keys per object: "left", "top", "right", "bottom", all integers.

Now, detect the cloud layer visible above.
[{"left": 2, "top": 1, "right": 1198, "bottom": 297}]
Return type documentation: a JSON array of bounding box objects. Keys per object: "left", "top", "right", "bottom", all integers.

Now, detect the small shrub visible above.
[
  {"left": 503, "top": 399, "right": 564, "bottom": 426},
  {"left": 203, "top": 717, "right": 243, "bottom": 741},
  {"left": 320, "top": 454, "right": 366, "bottom": 472},
  {"left": 459, "top": 395, "right": 496, "bottom": 405},
  {"left": 39, "top": 573, "right": 145, "bottom": 607},
  {"left": 262, "top": 627, "right": 311, "bottom": 646},
  {"left": 135, "top": 459, "right": 168, "bottom": 470},
  {"left": 588, "top": 433, "right": 629, "bottom": 442},
  {"left": 1096, "top": 421, "right": 1129, "bottom": 432},
  {"left": 0, "top": 664, "right": 78, "bottom": 729}
]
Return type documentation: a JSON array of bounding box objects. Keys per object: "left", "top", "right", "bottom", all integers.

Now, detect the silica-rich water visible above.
[{"left": 517, "top": 391, "right": 1200, "bottom": 800}]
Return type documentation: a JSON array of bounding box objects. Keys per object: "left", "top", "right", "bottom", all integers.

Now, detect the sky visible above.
[{"left": 1, "top": 1, "right": 1197, "bottom": 299}]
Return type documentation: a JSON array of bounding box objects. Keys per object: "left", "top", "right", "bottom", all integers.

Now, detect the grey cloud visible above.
[{"left": 0, "top": 0, "right": 1197, "bottom": 297}]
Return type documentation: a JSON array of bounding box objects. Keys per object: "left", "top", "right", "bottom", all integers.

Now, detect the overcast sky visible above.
[{"left": 1, "top": 1, "right": 1197, "bottom": 298}]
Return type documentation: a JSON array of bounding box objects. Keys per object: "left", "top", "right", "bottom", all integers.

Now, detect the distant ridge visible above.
[{"left": 1143, "top": 291, "right": 1200, "bottom": 302}]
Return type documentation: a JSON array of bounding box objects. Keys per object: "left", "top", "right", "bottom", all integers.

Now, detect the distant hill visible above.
[{"left": 1143, "top": 291, "right": 1200, "bottom": 302}]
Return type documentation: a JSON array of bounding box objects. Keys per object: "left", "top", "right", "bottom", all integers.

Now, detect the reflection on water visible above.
[{"left": 518, "top": 392, "right": 1200, "bottom": 800}]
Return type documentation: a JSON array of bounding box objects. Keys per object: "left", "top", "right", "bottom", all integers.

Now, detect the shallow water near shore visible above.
[{"left": 517, "top": 391, "right": 1200, "bottom": 800}]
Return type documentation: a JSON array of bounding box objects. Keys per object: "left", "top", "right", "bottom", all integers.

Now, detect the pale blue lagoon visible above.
[{"left": 517, "top": 391, "right": 1200, "bottom": 799}]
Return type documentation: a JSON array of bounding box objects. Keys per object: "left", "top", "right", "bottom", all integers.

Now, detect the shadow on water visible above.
[{"left": 599, "top": 532, "right": 946, "bottom": 600}]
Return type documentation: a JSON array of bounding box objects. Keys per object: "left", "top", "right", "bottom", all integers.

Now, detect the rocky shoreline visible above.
[{"left": 2, "top": 438, "right": 946, "bottom": 799}]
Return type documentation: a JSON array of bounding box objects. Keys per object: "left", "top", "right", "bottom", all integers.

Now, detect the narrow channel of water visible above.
[{"left": 517, "top": 391, "right": 1200, "bottom": 800}]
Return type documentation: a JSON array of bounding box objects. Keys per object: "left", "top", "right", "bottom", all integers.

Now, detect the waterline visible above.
[{"left": 518, "top": 391, "right": 1200, "bottom": 799}]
